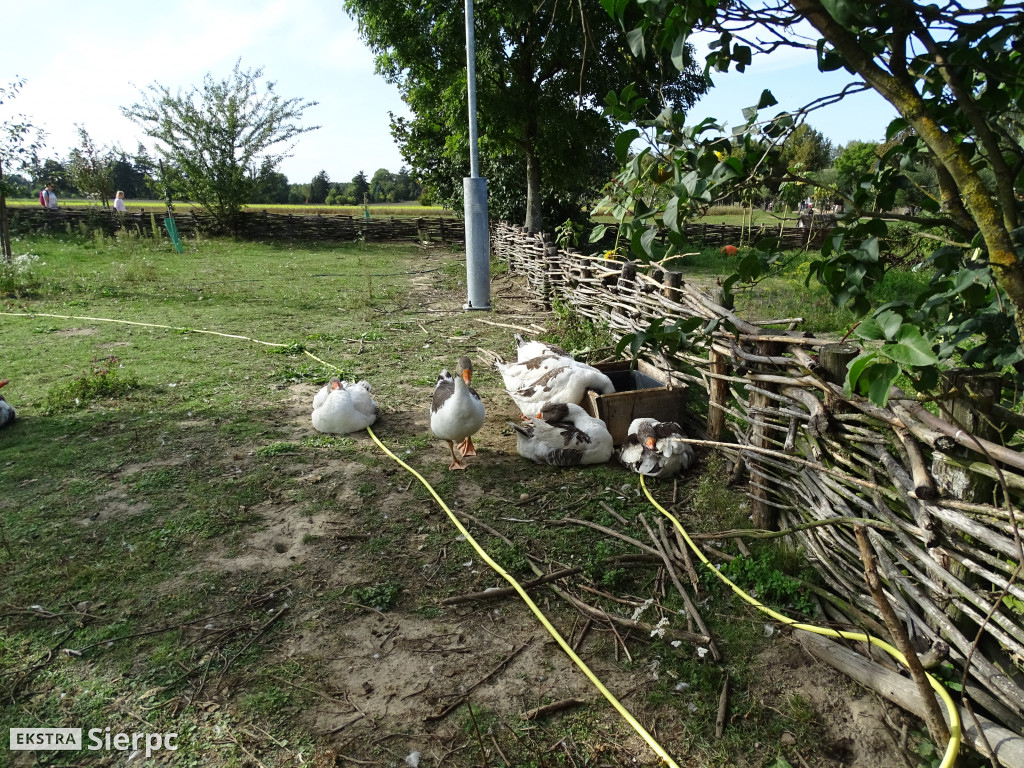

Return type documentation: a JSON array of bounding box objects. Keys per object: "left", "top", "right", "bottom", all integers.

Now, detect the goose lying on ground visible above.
[
  {"left": 514, "top": 333, "right": 571, "bottom": 363},
  {"left": 494, "top": 353, "right": 571, "bottom": 394},
  {"left": 0, "top": 380, "right": 16, "bottom": 429},
  {"left": 505, "top": 362, "right": 614, "bottom": 416},
  {"left": 430, "top": 357, "right": 486, "bottom": 470},
  {"left": 311, "top": 378, "right": 379, "bottom": 434},
  {"left": 619, "top": 418, "right": 694, "bottom": 477},
  {"left": 508, "top": 403, "right": 613, "bottom": 466}
]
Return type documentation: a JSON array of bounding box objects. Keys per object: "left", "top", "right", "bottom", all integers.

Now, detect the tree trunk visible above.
[
  {"left": 524, "top": 142, "right": 543, "bottom": 234},
  {"left": 0, "top": 157, "right": 11, "bottom": 263}
]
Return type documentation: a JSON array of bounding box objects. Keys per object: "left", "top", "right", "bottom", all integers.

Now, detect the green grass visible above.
[{"left": 0, "top": 231, "right": 908, "bottom": 768}]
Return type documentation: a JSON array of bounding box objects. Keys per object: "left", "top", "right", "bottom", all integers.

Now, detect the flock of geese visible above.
[{"left": 310, "top": 334, "right": 695, "bottom": 477}]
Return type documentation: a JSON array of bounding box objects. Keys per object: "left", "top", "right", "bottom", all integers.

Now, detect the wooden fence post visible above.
[
  {"left": 662, "top": 270, "right": 681, "bottom": 303},
  {"left": 819, "top": 343, "right": 859, "bottom": 411},
  {"left": 707, "top": 348, "right": 729, "bottom": 441},
  {"left": 748, "top": 339, "right": 782, "bottom": 530},
  {"left": 931, "top": 370, "right": 1004, "bottom": 502}
]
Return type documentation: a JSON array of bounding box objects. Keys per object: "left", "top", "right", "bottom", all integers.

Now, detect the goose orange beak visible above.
[{"left": 645, "top": 437, "right": 656, "bottom": 449}]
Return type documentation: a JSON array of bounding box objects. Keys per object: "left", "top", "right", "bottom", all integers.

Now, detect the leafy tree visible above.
[
  {"left": 393, "top": 166, "right": 421, "bottom": 202},
  {"left": 309, "top": 170, "right": 331, "bottom": 205},
  {"left": 67, "top": 126, "right": 116, "bottom": 207},
  {"left": 122, "top": 60, "right": 318, "bottom": 230},
  {"left": 251, "top": 170, "right": 290, "bottom": 204},
  {"left": 832, "top": 140, "right": 880, "bottom": 197},
  {"left": 780, "top": 124, "right": 834, "bottom": 173},
  {"left": 350, "top": 171, "right": 369, "bottom": 204},
  {"left": 0, "top": 78, "right": 46, "bottom": 261},
  {"left": 31, "top": 158, "right": 76, "bottom": 196},
  {"left": 369, "top": 168, "right": 396, "bottom": 202},
  {"left": 599, "top": 0, "right": 1024, "bottom": 406},
  {"left": 344, "top": 0, "right": 708, "bottom": 232}
]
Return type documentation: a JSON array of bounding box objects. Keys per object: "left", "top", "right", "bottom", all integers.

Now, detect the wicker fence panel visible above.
[
  {"left": 493, "top": 221, "right": 1024, "bottom": 734},
  {"left": 5, "top": 208, "right": 465, "bottom": 245}
]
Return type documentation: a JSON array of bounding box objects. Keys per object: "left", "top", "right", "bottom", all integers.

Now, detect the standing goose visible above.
[
  {"left": 508, "top": 403, "right": 613, "bottom": 466},
  {"left": 430, "top": 357, "right": 486, "bottom": 470},
  {"left": 0, "top": 380, "right": 16, "bottom": 429},
  {"left": 619, "top": 418, "right": 694, "bottom": 478},
  {"left": 311, "top": 378, "right": 379, "bottom": 434}
]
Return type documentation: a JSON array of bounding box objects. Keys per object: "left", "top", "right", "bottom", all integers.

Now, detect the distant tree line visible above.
[
  {"left": 297, "top": 168, "right": 422, "bottom": 206},
  {"left": 7, "top": 136, "right": 423, "bottom": 208}
]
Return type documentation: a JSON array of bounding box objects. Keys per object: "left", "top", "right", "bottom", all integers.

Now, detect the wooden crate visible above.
[{"left": 580, "top": 360, "right": 688, "bottom": 445}]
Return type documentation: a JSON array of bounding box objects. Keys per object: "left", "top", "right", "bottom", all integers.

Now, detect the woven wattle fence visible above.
[
  {"left": 6, "top": 207, "right": 464, "bottom": 245},
  {"left": 493, "top": 221, "right": 1024, "bottom": 751}
]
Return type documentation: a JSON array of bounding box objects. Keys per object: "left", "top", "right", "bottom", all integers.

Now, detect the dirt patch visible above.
[
  {"left": 752, "top": 639, "right": 908, "bottom": 768},
  {"left": 54, "top": 327, "right": 97, "bottom": 337}
]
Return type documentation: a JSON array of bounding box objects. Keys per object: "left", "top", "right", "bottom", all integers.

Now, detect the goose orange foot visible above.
[
  {"left": 447, "top": 441, "right": 468, "bottom": 470},
  {"left": 457, "top": 437, "right": 477, "bottom": 457}
]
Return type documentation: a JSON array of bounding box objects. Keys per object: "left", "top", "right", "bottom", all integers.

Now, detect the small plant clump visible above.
[
  {"left": 0, "top": 252, "right": 43, "bottom": 296},
  {"left": 43, "top": 356, "right": 139, "bottom": 413},
  {"left": 544, "top": 295, "right": 614, "bottom": 356},
  {"left": 720, "top": 547, "right": 817, "bottom": 616},
  {"left": 350, "top": 582, "right": 401, "bottom": 612}
]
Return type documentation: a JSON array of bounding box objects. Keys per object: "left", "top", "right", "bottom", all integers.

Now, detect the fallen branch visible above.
[
  {"left": 715, "top": 673, "right": 729, "bottom": 739},
  {"left": 522, "top": 698, "right": 587, "bottom": 721}
]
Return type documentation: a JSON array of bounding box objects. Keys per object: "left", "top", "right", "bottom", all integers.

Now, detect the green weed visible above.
[
  {"left": 43, "top": 356, "right": 140, "bottom": 413},
  {"left": 350, "top": 582, "right": 401, "bottom": 611}
]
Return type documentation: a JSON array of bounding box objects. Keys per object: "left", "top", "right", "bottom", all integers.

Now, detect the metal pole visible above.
[{"left": 463, "top": 0, "right": 491, "bottom": 310}]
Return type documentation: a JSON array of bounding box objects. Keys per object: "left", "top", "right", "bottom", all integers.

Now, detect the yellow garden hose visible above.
[
  {"left": 365, "top": 426, "right": 683, "bottom": 768},
  {"left": 639, "top": 475, "right": 961, "bottom": 768},
  {"left": 3, "top": 309, "right": 958, "bottom": 766}
]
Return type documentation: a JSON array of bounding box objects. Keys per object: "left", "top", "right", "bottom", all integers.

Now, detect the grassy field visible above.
[{"left": 0, "top": 232, "right": 930, "bottom": 767}]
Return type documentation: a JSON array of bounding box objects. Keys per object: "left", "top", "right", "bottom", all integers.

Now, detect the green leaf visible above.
[
  {"left": 875, "top": 309, "right": 903, "bottom": 340},
  {"left": 626, "top": 27, "right": 646, "bottom": 59},
  {"left": 865, "top": 362, "right": 899, "bottom": 407},
  {"left": 853, "top": 317, "right": 884, "bottom": 341},
  {"left": 589, "top": 224, "right": 608, "bottom": 243},
  {"left": 757, "top": 89, "right": 778, "bottom": 109},
  {"left": 844, "top": 350, "right": 879, "bottom": 396},
  {"left": 614, "top": 129, "right": 640, "bottom": 165},
  {"left": 670, "top": 34, "right": 690, "bottom": 72},
  {"left": 639, "top": 227, "right": 658, "bottom": 258},
  {"left": 663, "top": 196, "right": 680, "bottom": 233},
  {"left": 883, "top": 326, "right": 938, "bottom": 366}
]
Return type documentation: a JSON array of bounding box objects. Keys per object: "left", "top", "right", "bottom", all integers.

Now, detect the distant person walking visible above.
[
  {"left": 40, "top": 182, "right": 58, "bottom": 209},
  {"left": 113, "top": 190, "right": 127, "bottom": 212}
]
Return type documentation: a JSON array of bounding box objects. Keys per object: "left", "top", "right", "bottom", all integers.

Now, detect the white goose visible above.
[
  {"left": 0, "top": 380, "right": 16, "bottom": 429},
  {"left": 619, "top": 418, "right": 694, "bottom": 478},
  {"left": 430, "top": 357, "right": 486, "bottom": 470},
  {"left": 514, "top": 333, "right": 571, "bottom": 363},
  {"left": 311, "top": 378, "right": 379, "bottom": 434},
  {"left": 505, "top": 362, "right": 614, "bottom": 416},
  {"left": 494, "top": 353, "right": 571, "bottom": 393},
  {"left": 508, "top": 403, "right": 613, "bottom": 466}
]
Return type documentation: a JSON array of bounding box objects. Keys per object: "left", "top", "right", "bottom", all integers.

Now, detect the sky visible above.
[{"left": 3, "top": 1, "right": 898, "bottom": 187}]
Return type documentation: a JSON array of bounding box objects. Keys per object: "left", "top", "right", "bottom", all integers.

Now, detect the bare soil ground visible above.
[
  {"left": 158, "top": 267, "right": 917, "bottom": 768},
  {"left": 2, "top": 250, "right": 926, "bottom": 768}
]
